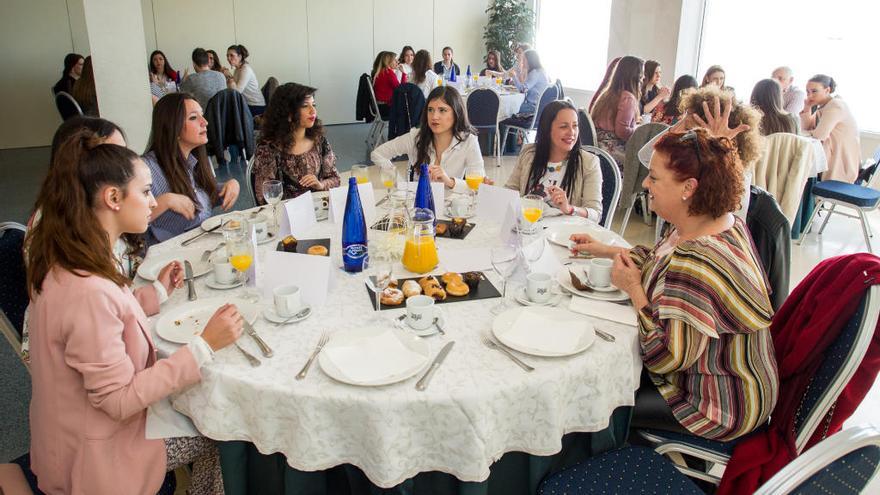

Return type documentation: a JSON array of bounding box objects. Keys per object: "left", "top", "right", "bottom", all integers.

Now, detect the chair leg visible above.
[
  {"left": 501, "top": 128, "right": 512, "bottom": 156},
  {"left": 818, "top": 204, "right": 836, "bottom": 235},
  {"left": 494, "top": 128, "right": 501, "bottom": 168},
  {"left": 640, "top": 193, "right": 651, "bottom": 224},
  {"left": 619, "top": 204, "right": 634, "bottom": 236},
  {"left": 858, "top": 209, "right": 873, "bottom": 252},
  {"left": 797, "top": 200, "right": 823, "bottom": 245}
]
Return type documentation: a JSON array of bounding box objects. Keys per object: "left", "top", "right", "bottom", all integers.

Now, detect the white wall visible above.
[{"left": 607, "top": 0, "right": 685, "bottom": 83}]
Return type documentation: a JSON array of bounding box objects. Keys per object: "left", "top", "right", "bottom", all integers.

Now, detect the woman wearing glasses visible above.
[{"left": 571, "top": 120, "right": 778, "bottom": 441}]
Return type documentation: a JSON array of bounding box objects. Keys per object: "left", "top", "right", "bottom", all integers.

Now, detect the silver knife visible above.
[
  {"left": 181, "top": 221, "right": 223, "bottom": 246},
  {"left": 184, "top": 261, "right": 197, "bottom": 301},
  {"left": 416, "top": 341, "right": 454, "bottom": 391},
  {"left": 243, "top": 319, "right": 273, "bottom": 357}
]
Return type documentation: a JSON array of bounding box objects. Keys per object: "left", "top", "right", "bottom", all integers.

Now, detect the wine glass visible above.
[
  {"left": 366, "top": 248, "right": 393, "bottom": 316},
  {"left": 464, "top": 165, "right": 484, "bottom": 212},
  {"left": 262, "top": 180, "right": 283, "bottom": 233},
  {"left": 380, "top": 167, "right": 396, "bottom": 206},
  {"left": 521, "top": 236, "right": 546, "bottom": 272},
  {"left": 490, "top": 243, "right": 520, "bottom": 314},
  {"left": 227, "top": 233, "right": 259, "bottom": 302},
  {"left": 521, "top": 194, "right": 544, "bottom": 235},
  {"left": 351, "top": 164, "right": 370, "bottom": 185}
]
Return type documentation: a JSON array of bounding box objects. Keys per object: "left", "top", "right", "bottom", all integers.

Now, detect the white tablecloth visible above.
[
  {"left": 147, "top": 201, "right": 641, "bottom": 488},
  {"left": 462, "top": 88, "right": 525, "bottom": 121}
]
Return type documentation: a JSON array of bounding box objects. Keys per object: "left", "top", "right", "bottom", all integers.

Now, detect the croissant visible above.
[
  {"left": 419, "top": 276, "right": 446, "bottom": 300},
  {"left": 402, "top": 280, "right": 422, "bottom": 298}
]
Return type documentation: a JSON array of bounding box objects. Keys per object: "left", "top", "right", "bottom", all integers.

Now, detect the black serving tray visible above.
[
  {"left": 365, "top": 271, "right": 500, "bottom": 310},
  {"left": 370, "top": 218, "right": 475, "bottom": 240},
  {"left": 275, "top": 237, "right": 331, "bottom": 256}
]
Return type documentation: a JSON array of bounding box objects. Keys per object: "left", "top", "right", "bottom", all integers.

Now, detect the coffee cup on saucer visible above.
[
  {"left": 250, "top": 213, "right": 269, "bottom": 241},
  {"left": 212, "top": 258, "right": 237, "bottom": 285},
  {"left": 405, "top": 295, "right": 435, "bottom": 331},
  {"left": 588, "top": 258, "right": 613, "bottom": 288},
  {"left": 450, "top": 196, "right": 470, "bottom": 217},
  {"left": 273, "top": 285, "right": 303, "bottom": 318},
  {"left": 526, "top": 272, "right": 553, "bottom": 303}
]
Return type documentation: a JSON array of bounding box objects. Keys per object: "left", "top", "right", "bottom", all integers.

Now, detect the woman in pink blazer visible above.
[
  {"left": 25, "top": 130, "right": 243, "bottom": 494},
  {"left": 800, "top": 74, "right": 861, "bottom": 183}
]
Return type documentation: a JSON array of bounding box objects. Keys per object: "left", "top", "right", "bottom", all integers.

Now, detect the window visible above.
[
  {"left": 699, "top": 0, "right": 878, "bottom": 132},
  {"left": 536, "top": 0, "right": 613, "bottom": 91}
]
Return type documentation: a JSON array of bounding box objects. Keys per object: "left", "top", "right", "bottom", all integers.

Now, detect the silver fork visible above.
[
  {"left": 481, "top": 334, "right": 534, "bottom": 372},
  {"left": 296, "top": 331, "right": 329, "bottom": 380}
]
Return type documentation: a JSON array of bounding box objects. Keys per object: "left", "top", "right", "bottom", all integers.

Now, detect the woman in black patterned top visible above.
[{"left": 253, "top": 83, "right": 341, "bottom": 203}]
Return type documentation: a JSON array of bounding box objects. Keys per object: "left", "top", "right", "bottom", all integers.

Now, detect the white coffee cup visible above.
[
  {"left": 273, "top": 285, "right": 303, "bottom": 317},
  {"left": 212, "top": 259, "right": 237, "bottom": 285},
  {"left": 450, "top": 196, "right": 470, "bottom": 217},
  {"left": 405, "top": 295, "right": 435, "bottom": 331},
  {"left": 526, "top": 272, "right": 553, "bottom": 303},
  {"left": 251, "top": 213, "right": 269, "bottom": 241},
  {"left": 588, "top": 258, "right": 613, "bottom": 288}
]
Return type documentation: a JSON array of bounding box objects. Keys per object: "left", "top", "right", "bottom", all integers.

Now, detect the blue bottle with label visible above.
[
  {"left": 342, "top": 177, "right": 368, "bottom": 272},
  {"left": 414, "top": 163, "right": 436, "bottom": 225}
]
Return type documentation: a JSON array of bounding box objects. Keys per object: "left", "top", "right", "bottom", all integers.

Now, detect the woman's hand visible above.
[
  {"left": 612, "top": 253, "right": 650, "bottom": 309},
  {"left": 547, "top": 185, "right": 572, "bottom": 214},
  {"left": 218, "top": 180, "right": 240, "bottom": 210},
  {"left": 570, "top": 233, "right": 613, "bottom": 257},
  {"left": 801, "top": 99, "right": 814, "bottom": 116},
  {"left": 159, "top": 193, "right": 196, "bottom": 220},
  {"left": 482, "top": 176, "right": 495, "bottom": 186},
  {"left": 658, "top": 86, "right": 671, "bottom": 99},
  {"left": 691, "top": 96, "right": 750, "bottom": 139},
  {"left": 156, "top": 261, "right": 184, "bottom": 295},
  {"left": 200, "top": 303, "right": 244, "bottom": 351},
  {"left": 299, "top": 174, "right": 323, "bottom": 190},
  {"left": 428, "top": 164, "right": 454, "bottom": 188},
  {"left": 149, "top": 73, "right": 160, "bottom": 84}
]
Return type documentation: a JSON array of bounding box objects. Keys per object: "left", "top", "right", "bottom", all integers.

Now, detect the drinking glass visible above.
[
  {"left": 490, "top": 243, "right": 520, "bottom": 314},
  {"left": 366, "top": 248, "right": 393, "bottom": 316},
  {"left": 351, "top": 164, "right": 370, "bottom": 185},
  {"left": 380, "top": 167, "right": 396, "bottom": 205},
  {"left": 464, "top": 165, "right": 483, "bottom": 211},
  {"left": 221, "top": 212, "right": 246, "bottom": 242},
  {"left": 521, "top": 237, "right": 546, "bottom": 272},
  {"left": 228, "top": 233, "right": 259, "bottom": 302},
  {"left": 521, "top": 194, "right": 544, "bottom": 234},
  {"left": 262, "top": 180, "right": 283, "bottom": 233}
]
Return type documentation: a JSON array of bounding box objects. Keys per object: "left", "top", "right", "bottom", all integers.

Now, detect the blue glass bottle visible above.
[
  {"left": 342, "top": 177, "right": 368, "bottom": 272},
  {"left": 465, "top": 64, "right": 471, "bottom": 88},
  {"left": 414, "top": 163, "right": 436, "bottom": 225},
  {"left": 449, "top": 65, "right": 457, "bottom": 83}
]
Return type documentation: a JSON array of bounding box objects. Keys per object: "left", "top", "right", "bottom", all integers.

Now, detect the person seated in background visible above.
[
  {"left": 771, "top": 66, "right": 806, "bottom": 116},
  {"left": 800, "top": 74, "right": 861, "bottom": 183},
  {"left": 650, "top": 75, "right": 697, "bottom": 125},
  {"left": 26, "top": 129, "right": 240, "bottom": 495},
  {"left": 397, "top": 45, "right": 415, "bottom": 81},
  {"left": 750, "top": 79, "right": 799, "bottom": 135},
  {"left": 506, "top": 100, "right": 603, "bottom": 220},
  {"left": 223, "top": 44, "right": 266, "bottom": 116},
  {"left": 433, "top": 46, "right": 461, "bottom": 79},
  {"left": 572, "top": 126, "right": 778, "bottom": 442},
  {"left": 372, "top": 51, "right": 406, "bottom": 118},
  {"left": 253, "top": 83, "right": 340, "bottom": 202},
  {"left": 179, "top": 48, "right": 228, "bottom": 110},
  {"left": 589, "top": 57, "right": 621, "bottom": 112},
  {"left": 410, "top": 49, "right": 441, "bottom": 99},
  {"left": 498, "top": 49, "right": 550, "bottom": 153},
  {"left": 701, "top": 64, "right": 735, "bottom": 95},
  {"left": 142, "top": 93, "right": 240, "bottom": 245},
  {"left": 148, "top": 50, "right": 179, "bottom": 100},
  {"left": 52, "top": 53, "right": 84, "bottom": 95},
  {"left": 72, "top": 56, "right": 98, "bottom": 116},
  {"left": 371, "top": 86, "right": 484, "bottom": 194},
  {"left": 590, "top": 55, "right": 644, "bottom": 166},
  {"left": 206, "top": 49, "right": 224, "bottom": 72},
  {"left": 640, "top": 60, "right": 670, "bottom": 115},
  {"left": 479, "top": 50, "right": 505, "bottom": 77}
]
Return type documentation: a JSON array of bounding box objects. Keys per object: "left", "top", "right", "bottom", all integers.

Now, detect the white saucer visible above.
[
  {"left": 262, "top": 305, "right": 312, "bottom": 324},
  {"left": 445, "top": 207, "right": 475, "bottom": 219},
  {"left": 205, "top": 275, "right": 242, "bottom": 290},
  {"left": 393, "top": 308, "right": 446, "bottom": 337},
  {"left": 513, "top": 286, "right": 563, "bottom": 307}
]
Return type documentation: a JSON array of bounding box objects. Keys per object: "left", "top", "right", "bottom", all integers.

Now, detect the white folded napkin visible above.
[
  {"left": 569, "top": 297, "right": 638, "bottom": 327},
  {"left": 146, "top": 398, "right": 199, "bottom": 439},
  {"left": 322, "top": 330, "right": 426, "bottom": 383},
  {"left": 502, "top": 309, "right": 584, "bottom": 354}
]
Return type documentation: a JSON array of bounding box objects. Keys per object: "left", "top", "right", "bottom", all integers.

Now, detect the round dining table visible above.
[
  {"left": 460, "top": 85, "right": 525, "bottom": 121},
  {"left": 144, "top": 191, "right": 643, "bottom": 494}
]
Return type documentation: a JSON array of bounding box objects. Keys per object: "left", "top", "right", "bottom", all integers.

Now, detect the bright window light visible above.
[
  {"left": 699, "top": 0, "right": 878, "bottom": 132},
  {"left": 537, "top": 0, "right": 612, "bottom": 91}
]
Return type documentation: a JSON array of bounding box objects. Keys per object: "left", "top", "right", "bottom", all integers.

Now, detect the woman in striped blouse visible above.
[{"left": 572, "top": 119, "right": 779, "bottom": 441}]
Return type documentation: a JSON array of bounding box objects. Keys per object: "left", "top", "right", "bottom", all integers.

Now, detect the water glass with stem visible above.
[
  {"left": 366, "top": 248, "right": 394, "bottom": 316},
  {"left": 262, "top": 180, "right": 283, "bottom": 233},
  {"left": 228, "top": 232, "right": 259, "bottom": 303},
  {"left": 490, "top": 243, "right": 520, "bottom": 314},
  {"left": 380, "top": 167, "right": 396, "bottom": 206},
  {"left": 464, "top": 165, "right": 484, "bottom": 212},
  {"left": 520, "top": 194, "right": 544, "bottom": 235}
]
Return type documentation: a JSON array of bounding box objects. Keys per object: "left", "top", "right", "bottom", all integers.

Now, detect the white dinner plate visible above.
[
  {"left": 318, "top": 326, "right": 430, "bottom": 386},
  {"left": 492, "top": 306, "right": 595, "bottom": 357},
  {"left": 200, "top": 206, "right": 266, "bottom": 231},
  {"left": 513, "top": 286, "right": 563, "bottom": 307},
  {"left": 545, "top": 223, "right": 631, "bottom": 250},
  {"left": 155, "top": 298, "right": 259, "bottom": 344},
  {"left": 556, "top": 268, "right": 629, "bottom": 302},
  {"left": 137, "top": 248, "right": 212, "bottom": 281}
]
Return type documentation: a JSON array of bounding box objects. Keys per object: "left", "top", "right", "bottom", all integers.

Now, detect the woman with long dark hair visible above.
[
  {"left": 148, "top": 50, "right": 179, "bottom": 99},
  {"left": 206, "top": 49, "right": 224, "bottom": 72},
  {"left": 480, "top": 50, "right": 505, "bottom": 77},
  {"left": 750, "top": 79, "right": 798, "bottom": 135},
  {"left": 506, "top": 100, "right": 603, "bottom": 220},
  {"left": 223, "top": 44, "right": 266, "bottom": 115},
  {"left": 398, "top": 45, "right": 415, "bottom": 80},
  {"left": 52, "top": 53, "right": 84, "bottom": 95},
  {"left": 142, "top": 93, "right": 240, "bottom": 244},
  {"left": 411, "top": 49, "right": 440, "bottom": 98},
  {"left": 253, "top": 83, "right": 340, "bottom": 202},
  {"left": 371, "top": 85, "right": 484, "bottom": 193},
  {"left": 591, "top": 55, "right": 644, "bottom": 166},
  {"left": 651, "top": 75, "right": 698, "bottom": 125},
  {"left": 589, "top": 57, "right": 621, "bottom": 112},
  {"left": 640, "top": 60, "right": 670, "bottom": 115},
  {"left": 72, "top": 56, "right": 98, "bottom": 116},
  {"left": 26, "top": 130, "right": 240, "bottom": 494}
]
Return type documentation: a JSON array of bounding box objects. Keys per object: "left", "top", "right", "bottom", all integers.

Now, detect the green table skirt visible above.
[{"left": 219, "top": 406, "right": 631, "bottom": 495}]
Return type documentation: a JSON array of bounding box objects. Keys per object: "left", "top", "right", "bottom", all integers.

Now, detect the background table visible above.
[
  {"left": 147, "top": 201, "right": 642, "bottom": 494},
  {"left": 462, "top": 88, "right": 525, "bottom": 121}
]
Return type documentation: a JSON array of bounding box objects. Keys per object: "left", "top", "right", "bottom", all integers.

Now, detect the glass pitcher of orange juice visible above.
[{"left": 402, "top": 208, "right": 438, "bottom": 274}]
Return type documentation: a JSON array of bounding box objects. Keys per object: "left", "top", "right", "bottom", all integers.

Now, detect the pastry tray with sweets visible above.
[
  {"left": 275, "top": 236, "right": 331, "bottom": 256},
  {"left": 365, "top": 271, "right": 501, "bottom": 310},
  {"left": 370, "top": 218, "right": 475, "bottom": 240}
]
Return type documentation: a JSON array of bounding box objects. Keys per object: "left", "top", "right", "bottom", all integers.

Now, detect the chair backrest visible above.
[
  {"left": 261, "top": 76, "right": 279, "bottom": 104},
  {"left": 54, "top": 91, "right": 82, "bottom": 121},
  {"left": 554, "top": 79, "right": 564, "bottom": 100},
  {"left": 577, "top": 109, "right": 598, "bottom": 147},
  {"left": 365, "top": 74, "right": 384, "bottom": 122},
  {"left": 746, "top": 186, "right": 791, "bottom": 312},
  {"left": 0, "top": 223, "right": 27, "bottom": 339},
  {"left": 204, "top": 89, "right": 255, "bottom": 160},
  {"left": 792, "top": 284, "right": 880, "bottom": 454},
  {"left": 755, "top": 425, "right": 880, "bottom": 495},
  {"left": 621, "top": 123, "right": 668, "bottom": 199},
  {"left": 466, "top": 88, "right": 501, "bottom": 128},
  {"left": 245, "top": 155, "right": 256, "bottom": 207},
  {"left": 530, "top": 84, "right": 559, "bottom": 130},
  {"left": 583, "top": 146, "right": 622, "bottom": 229},
  {"left": 753, "top": 133, "right": 814, "bottom": 224}
]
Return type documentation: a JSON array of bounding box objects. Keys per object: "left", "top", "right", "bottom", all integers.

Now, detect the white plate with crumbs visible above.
[{"left": 155, "top": 298, "right": 259, "bottom": 344}]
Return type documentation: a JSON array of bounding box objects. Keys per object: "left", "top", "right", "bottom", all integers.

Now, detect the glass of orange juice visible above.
[
  {"left": 521, "top": 194, "right": 544, "bottom": 234},
  {"left": 464, "top": 165, "right": 483, "bottom": 212},
  {"left": 351, "top": 164, "right": 370, "bottom": 185},
  {"left": 380, "top": 167, "right": 396, "bottom": 204},
  {"left": 228, "top": 233, "right": 258, "bottom": 302}
]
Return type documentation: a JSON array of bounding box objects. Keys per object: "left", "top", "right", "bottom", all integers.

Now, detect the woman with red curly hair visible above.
[{"left": 571, "top": 122, "right": 779, "bottom": 441}]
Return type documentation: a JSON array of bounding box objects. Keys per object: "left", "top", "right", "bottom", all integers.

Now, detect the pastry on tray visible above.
[
  {"left": 402, "top": 280, "right": 421, "bottom": 298},
  {"left": 280, "top": 235, "right": 298, "bottom": 252},
  {"left": 435, "top": 223, "right": 448, "bottom": 236},
  {"left": 440, "top": 272, "right": 462, "bottom": 285},
  {"left": 462, "top": 272, "right": 482, "bottom": 291},
  {"left": 418, "top": 276, "right": 447, "bottom": 300},
  {"left": 307, "top": 245, "right": 329, "bottom": 256},
  {"left": 448, "top": 217, "right": 467, "bottom": 238},
  {"left": 445, "top": 279, "right": 469, "bottom": 296},
  {"left": 380, "top": 287, "right": 404, "bottom": 306}
]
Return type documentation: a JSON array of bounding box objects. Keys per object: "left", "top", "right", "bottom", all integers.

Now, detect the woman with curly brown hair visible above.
[
  {"left": 571, "top": 122, "right": 778, "bottom": 441},
  {"left": 253, "top": 83, "right": 340, "bottom": 202}
]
